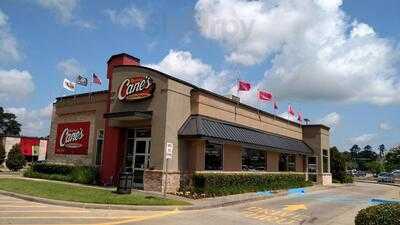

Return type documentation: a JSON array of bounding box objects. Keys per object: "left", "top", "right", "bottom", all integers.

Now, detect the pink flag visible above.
[
  {"left": 297, "top": 112, "right": 303, "bottom": 122},
  {"left": 288, "top": 105, "right": 295, "bottom": 116},
  {"left": 258, "top": 90, "right": 272, "bottom": 101},
  {"left": 238, "top": 80, "right": 251, "bottom": 91}
]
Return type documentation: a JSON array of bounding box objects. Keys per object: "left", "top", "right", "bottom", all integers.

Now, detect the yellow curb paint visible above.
[{"left": 284, "top": 204, "right": 307, "bottom": 211}]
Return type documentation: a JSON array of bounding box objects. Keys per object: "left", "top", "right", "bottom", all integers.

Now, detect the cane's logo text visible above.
[
  {"left": 118, "top": 76, "right": 155, "bottom": 101},
  {"left": 59, "top": 128, "right": 84, "bottom": 148}
]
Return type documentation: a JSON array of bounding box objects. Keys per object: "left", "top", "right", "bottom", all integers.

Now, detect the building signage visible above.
[
  {"left": 165, "top": 142, "right": 173, "bottom": 159},
  {"left": 117, "top": 76, "right": 155, "bottom": 101},
  {"left": 55, "top": 122, "right": 90, "bottom": 155}
]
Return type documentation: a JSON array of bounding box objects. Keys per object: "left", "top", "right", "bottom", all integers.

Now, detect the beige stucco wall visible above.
[
  {"left": 223, "top": 144, "right": 242, "bottom": 171},
  {"left": 109, "top": 66, "right": 193, "bottom": 171},
  {"left": 296, "top": 155, "right": 304, "bottom": 172},
  {"left": 266, "top": 151, "right": 279, "bottom": 172},
  {"left": 47, "top": 93, "right": 107, "bottom": 166},
  {"left": 185, "top": 139, "right": 205, "bottom": 171},
  {"left": 191, "top": 92, "right": 303, "bottom": 140},
  {"left": 302, "top": 125, "right": 331, "bottom": 175}
]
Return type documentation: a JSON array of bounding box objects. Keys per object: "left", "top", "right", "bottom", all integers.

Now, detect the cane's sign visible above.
[
  {"left": 117, "top": 76, "right": 155, "bottom": 101},
  {"left": 55, "top": 122, "right": 90, "bottom": 155}
]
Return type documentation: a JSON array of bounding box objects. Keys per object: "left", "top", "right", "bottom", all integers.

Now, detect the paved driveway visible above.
[{"left": 0, "top": 182, "right": 398, "bottom": 225}]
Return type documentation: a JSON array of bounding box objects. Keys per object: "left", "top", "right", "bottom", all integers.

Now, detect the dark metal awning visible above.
[
  {"left": 178, "top": 115, "right": 314, "bottom": 155},
  {"left": 104, "top": 111, "right": 152, "bottom": 120}
]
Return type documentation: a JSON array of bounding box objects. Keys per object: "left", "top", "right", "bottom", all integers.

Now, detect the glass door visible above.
[{"left": 132, "top": 138, "right": 151, "bottom": 188}]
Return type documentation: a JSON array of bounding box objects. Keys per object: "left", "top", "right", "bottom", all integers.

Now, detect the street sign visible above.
[{"left": 165, "top": 142, "right": 173, "bottom": 159}]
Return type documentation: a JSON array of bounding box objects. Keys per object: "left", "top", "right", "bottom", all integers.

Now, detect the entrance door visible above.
[
  {"left": 125, "top": 128, "right": 151, "bottom": 189},
  {"left": 132, "top": 138, "right": 151, "bottom": 188}
]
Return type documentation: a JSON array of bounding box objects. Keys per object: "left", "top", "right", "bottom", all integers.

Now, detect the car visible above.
[
  {"left": 391, "top": 170, "right": 400, "bottom": 178},
  {"left": 377, "top": 172, "right": 394, "bottom": 183},
  {"left": 355, "top": 171, "right": 366, "bottom": 177}
]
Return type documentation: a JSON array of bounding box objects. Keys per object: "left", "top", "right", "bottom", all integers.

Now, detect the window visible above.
[
  {"left": 323, "top": 149, "right": 329, "bottom": 173},
  {"left": 308, "top": 156, "right": 317, "bottom": 182},
  {"left": 288, "top": 155, "right": 296, "bottom": 171},
  {"left": 95, "top": 130, "right": 104, "bottom": 166},
  {"left": 242, "top": 149, "right": 266, "bottom": 171},
  {"left": 205, "top": 142, "right": 223, "bottom": 170},
  {"left": 279, "top": 153, "right": 296, "bottom": 171}
]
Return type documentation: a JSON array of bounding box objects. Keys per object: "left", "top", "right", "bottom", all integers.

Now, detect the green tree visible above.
[
  {"left": 330, "top": 146, "right": 352, "bottom": 183},
  {"left": 0, "top": 107, "right": 21, "bottom": 135},
  {"left": 365, "top": 161, "right": 384, "bottom": 174},
  {"left": 378, "top": 144, "right": 386, "bottom": 158},
  {"left": 384, "top": 145, "right": 400, "bottom": 172},
  {"left": 5, "top": 144, "right": 26, "bottom": 171},
  {"left": 0, "top": 143, "right": 5, "bottom": 166},
  {"left": 350, "top": 144, "right": 361, "bottom": 160}
]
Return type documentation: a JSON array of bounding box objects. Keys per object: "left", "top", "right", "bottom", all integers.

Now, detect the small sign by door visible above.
[{"left": 165, "top": 142, "right": 173, "bottom": 159}]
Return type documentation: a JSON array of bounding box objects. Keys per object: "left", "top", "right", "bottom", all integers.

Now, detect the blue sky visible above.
[{"left": 0, "top": 0, "right": 399, "bottom": 152}]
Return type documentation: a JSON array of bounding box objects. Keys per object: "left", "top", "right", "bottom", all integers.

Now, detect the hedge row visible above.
[
  {"left": 355, "top": 204, "right": 400, "bottom": 225},
  {"left": 23, "top": 163, "right": 98, "bottom": 185},
  {"left": 192, "top": 173, "right": 312, "bottom": 197}
]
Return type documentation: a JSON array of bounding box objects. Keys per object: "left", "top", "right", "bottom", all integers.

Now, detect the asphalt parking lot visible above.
[{"left": 0, "top": 182, "right": 399, "bottom": 225}]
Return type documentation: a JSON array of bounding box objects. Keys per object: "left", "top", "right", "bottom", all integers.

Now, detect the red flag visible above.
[
  {"left": 273, "top": 101, "right": 278, "bottom": 110},
  {"left": 258, "top": 90, "right": 272, "bottom": 101},
  {"left": 297, "top": 112, "right": 303, "bottom": 122},
  {"left": 93, "top": 73, "right": 102, "bottom": 85},
  {"left": 288, "top": 104, "right": 295, "bottom": 116},
  {"left": 238, "top": 80, "right": 251, "bottom": 91}
]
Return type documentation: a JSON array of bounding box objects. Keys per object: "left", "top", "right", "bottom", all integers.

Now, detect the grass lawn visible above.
[{"left": 0, "top": 178, "right": 189, "bottom": 206}]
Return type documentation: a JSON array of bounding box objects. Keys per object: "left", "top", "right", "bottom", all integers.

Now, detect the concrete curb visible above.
[{"left": 0, "top": 185, "right": 339, "bottom": 211}]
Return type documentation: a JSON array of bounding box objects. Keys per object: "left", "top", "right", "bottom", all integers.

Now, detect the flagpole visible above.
[
  {"left": 89, "top": 78, "right": 92, "bottom": 103},
  {"left": 256, "top": 89, "right": 261, "bottom": 121},
  {"left": 235, "top": 67, "right": 240, "bottom": 121}
]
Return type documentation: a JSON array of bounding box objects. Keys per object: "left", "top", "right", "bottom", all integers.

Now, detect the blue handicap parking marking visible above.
[
  {"left": 368, "top": 198, "right": 400, "bottom": 206},
  {"left": 288, "top": 188, "right": 305, "bottom": 198}
]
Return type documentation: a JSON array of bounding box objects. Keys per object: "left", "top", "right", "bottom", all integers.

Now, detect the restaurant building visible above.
[{"left": 47, "top": 53, "right": 332, "bottom": 192}]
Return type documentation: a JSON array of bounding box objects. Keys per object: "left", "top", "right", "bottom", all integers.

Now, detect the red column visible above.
[{"left": 100, "top": 124, "right": 123, "bottom": 185}]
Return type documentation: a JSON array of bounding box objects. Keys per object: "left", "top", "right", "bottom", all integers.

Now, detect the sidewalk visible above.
[{"left": 0, "top": 175, "right": 345, "bottom": 211}]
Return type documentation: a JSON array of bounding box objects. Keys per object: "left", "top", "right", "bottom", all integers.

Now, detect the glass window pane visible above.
[
  {"left": 127, "top": 129, "right": 135, "bottom": 138},
  {"left": 126, "top": 139, "right": 134, "bottom": 157},
  {"left": 134, "top": 170, "right": 144, "bottom": 184},
  {"left": 323, "top": 156, "right": 329, "bottom": 173},
  {"left": 279, "top": 154, "right": 288, "bottom": 171},
  {"left": 134, "top": 155, "right": 145, "bottom": 169},
  {"left": 205, "top": 142, "right": 223, "bottom": 170},
  {"left": 135, "top": 141, "right": 146, "bottom": 154},
  {"left": 242, "top": 149, "right": 266, "bottom": 171},
  {"left": 136, "top": 129, "right": 151, "bottom": 138},
  {"left": 95, "top": 140, "right": 103, "bottom": 165},
  {"left": 125, "top": 156, "right": 133, "bottom": 171}
]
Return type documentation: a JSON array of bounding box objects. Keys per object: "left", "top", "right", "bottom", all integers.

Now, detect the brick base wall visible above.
[{"left": 143, "top": 170, "right": 182, "bottom": 193}]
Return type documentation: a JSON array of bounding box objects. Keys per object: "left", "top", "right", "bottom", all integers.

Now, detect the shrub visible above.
[
  {"left": 6, "top": 144, "right": 26, "bottom": 171},
  {"left": 191, "top": 173, "right": 312, "bottom": 197},
  {"left": 0, "top": 143, "right": 6, "bottom": 165},
  {"left": 355, "top": 204, "right": 400, "bottom": 225},
  {"left": 24, "top": 163, "right": 98, "bottom": 184}
]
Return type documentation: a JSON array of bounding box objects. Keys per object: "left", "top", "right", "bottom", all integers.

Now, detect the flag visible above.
[
  {"left": 297, "top": 112, "right": 303, "bottom": 122},
  {"left": 238, "top": 80, "right": 251, "bottom": 91},
  {"left": 288, "top": 104, "right": 295, "bottom": 116},
  {"left": 258, "top": 90, "right": 272, "bottom": 101},
  {"left": 63, "top": 78, "right": 76, "bottom": 92},
  {"left": 273, "top": 101, "right": 278, "bottom": 110},
  {"left": 76, "top": 75, "right": 88, "bottom": 86},
  {"left": 93, "top": 73, "right": 102, "bottom": 85}
]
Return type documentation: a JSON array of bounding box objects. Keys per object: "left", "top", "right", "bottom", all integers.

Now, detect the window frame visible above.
[{"left": 95, "top": 129, "right": 104, "bottom": 166}]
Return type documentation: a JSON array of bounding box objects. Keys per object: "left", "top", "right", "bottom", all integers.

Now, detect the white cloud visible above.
[
  {"left": 379, "top": 122, "right": 392, "bottom": 131},
  {"left": 0, "top": 9, "right": 21, "bottom": 64},
  {"left": 279, "top": 112, "right": 297, "bottom": 122},
  {"left": 5, "top": 104, "right": 53, "bottom": 136},
  {"left": 57, "top": 58, "right": 85, "bottom": 79},
  {"left": 37, "top": 0, "right": 93, "bottom": 28},
  {"left": 317, "top": 112, "right": 341, "bottom": 127},
  {"left": 0, "top": 69, "right": 35, "bottom": 100},
  {"left": 348, "top": 133, "right": 376, "bottom": 146},
  {"left": 105, "top": 5, "right": 146, "bottom": 30},
  {"left": 195, "top": 0, "right": 400, "bottom": 105},
  {"left": 145, "top": 50, "right": 235, "bottom": 94}
]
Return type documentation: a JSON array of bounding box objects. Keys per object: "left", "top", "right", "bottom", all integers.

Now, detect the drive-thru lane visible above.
[{"left": 0, "top": 182, "right": 398, "bottom": 225}]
